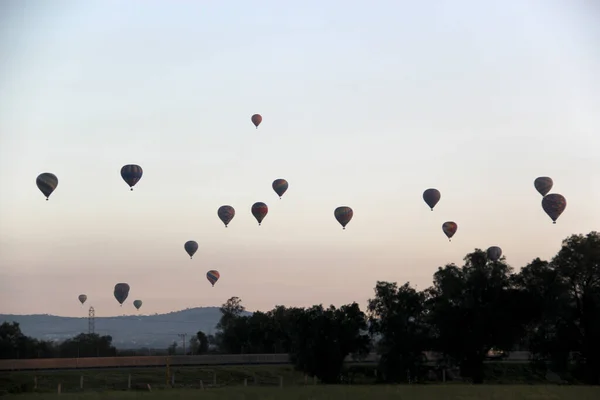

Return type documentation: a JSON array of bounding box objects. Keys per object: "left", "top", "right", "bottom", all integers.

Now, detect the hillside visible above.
[{"left": 0, "top": 307, "right": 251, "bottom": 349}]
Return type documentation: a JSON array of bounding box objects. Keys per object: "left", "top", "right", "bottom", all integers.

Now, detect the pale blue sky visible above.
[{"left": 0, "top": 0, "right": 598, "bottom": 317}]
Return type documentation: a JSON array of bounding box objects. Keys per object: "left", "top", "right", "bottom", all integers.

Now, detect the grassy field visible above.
[
  {"left": 3, "top": 385, "right": 600, "bottom": 400},
  {"left": 1, "top": 363, "right": 596, "bottom": 398}
]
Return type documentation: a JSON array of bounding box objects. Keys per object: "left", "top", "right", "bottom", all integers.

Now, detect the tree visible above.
[
  {"left": 167, "top": 341, "right": 177, "bottom": 355},
  {"left": 196, "top": 331, "right": 209, "bottom": 354},
  {"left": 58, "top": 334, "right": 117, "bottom": 358},
  {"left": 426, "top": 250, "right": 529, "bottom": 383},
  {"left": 552, "top": 232, "right": 600, "bottom": 384},
  {"left": 0, "top": 322, "right": 26, "bottom": 359},
  {"left": 289, "top": 303, "right": 370, "bottom": 383},
  {"left": 368, "top": 281, "right": 431, "bottom": 382},
  {"left": 217, "top": 296, "right": 245, "bottom": 331},
  {"left": 188, "top": 336, "right": 199, "bottom": 355},
  {"left": 513, "top": 257, "right": 574, "bottom": 373}
]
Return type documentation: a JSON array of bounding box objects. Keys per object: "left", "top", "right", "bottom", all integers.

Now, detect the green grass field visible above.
[
  {"left": 4, "top": 385, "right": 600, "bottom": 400},
  {"left": 2, "top": 363, "right": 598, "bottom": 399}
]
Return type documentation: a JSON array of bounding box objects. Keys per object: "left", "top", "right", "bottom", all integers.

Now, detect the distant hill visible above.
[{"left": 0, "top": 307, "right": 251, "bottom": 349}]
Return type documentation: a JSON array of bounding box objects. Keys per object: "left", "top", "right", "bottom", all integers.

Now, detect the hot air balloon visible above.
[
  {"left": 442, "top": 221, "right": 457, "bottom": 241},
  {"left": 133, "top": 300, "right": 143, "bottom": 310},
  {"left": 218, "top": 205, "right": 235, "bottom": 227},
  {"left": 272, "top": 179, "right": 289, "bottom": 199},
  {"left": 78, "top": 294, "right": 87, "bottom": 305},
  {"left": 36, "top": 173, "right": 58, "bottom": 200},
  {"left": 184, "top": 241, "right": 198, "bottom": 259},
  {"left": 534, "top": 177, "right": 553, "bottom": 197},
  {"left": 251, "top": 114, "right": 262, "bottom": 128},
  {"left": 334, "top": 206, "right": 353, "bottom": 229},
  {"left": 251, "top": 202, "right": 268, "bottom": 225},
  {"left": 487, "top": 246, "right": 502, "bottom": 262},
  {"left": 120, "top": 164, "right": 143, "bottom": 190},
  {"left": 422, "top": 188, "right": 441, "bottom": 211},
  {"left": 114, "top": 283, "right": 130, "bottom": 306},
  {"left": 207, "top": 270, "right": 220, "bottom": 286},
  {"left": 542, "top": 193, "right": 567, "bottom": 224}
]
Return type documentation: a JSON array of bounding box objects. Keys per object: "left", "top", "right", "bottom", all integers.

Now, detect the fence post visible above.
[
  {"left": 213, "top": 372, "right": 217, "bottom": 386},
  {"left": 171, "top": 372, "right": 175, "bottom": 386},
  {"left": 200, "top": 380, "right": 204, "bottom": 390},
  {"left": 128, "top": 374, "right": 132, "bottom": 389},
  {"left": 57, "top": 383, "right": 61, "bottom": 394},
  {"left": 80, "top": 375, "right": 84, "bottom": 389},
  {"left": 34, "top": 376, "right": 37, "bottom": 390},
  {"left": 244, "top": 378, "right": 247, "bottom": 386}
]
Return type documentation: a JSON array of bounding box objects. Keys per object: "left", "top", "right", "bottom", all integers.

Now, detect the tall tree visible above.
[
  {"left": 426, "top": 250, "right": 529, "bottom": 383},
  {"left": 196, "top": 331, "right": 209, "bottom": 354},
  {"left": 368, "top": 281, "right": 430, "bottom": 382},
  {"left": 289, "top": 303, "right": 370, "bottom": 383},
  {"left": 551, "top": 232, "right": 599, "bottom": 383}
]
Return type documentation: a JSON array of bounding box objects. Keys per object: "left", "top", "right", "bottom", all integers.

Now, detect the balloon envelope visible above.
[
  {"left": 133, "top": 300, "right": 143, "bottom": 310},
  {"left": 218, "top": 205, "right": 235, "bottom": 227},
  {"left": 541, "top": 193, "right": 567, "bottom": 223},
  {"left": 120, "top": 165, "right": 143, "bottom": 190},
  {"left": 251, "top": 114, "right": 262, "bottom": 128},
  {"left": 207, "top": 270, "right": 220, "bottom": 286},
  {"left": 184, "top": 241, "right": 198, "bottom": 259},
  {"left": 36, "top": 173, "right": 58, "bottom": 200},
  {"left": 486, "top": 246, "right": 502, "bottom": 262},
  {"left": 442, "top": 221, "right": 458, "bottom": 240},
  {"left": 114, "top": 283, "right": 130, "bottom": 305},
  {"left": 534, "top": 177, "right": 553, "bottom": 197},
  {"left": 272, "top": 179, "right": 289, "bottom": 199},
  {"left": 78, "top": 294, "right": 87, "bottom": 305},
  {"left": 251, "top": 202, "right": 268, "bottom": 225},
  {"left": 422, "top": 188, "right": 441, "bottom": 211},
  {"left": 334, "top": 206, "right": 353, "bottom": 229}
]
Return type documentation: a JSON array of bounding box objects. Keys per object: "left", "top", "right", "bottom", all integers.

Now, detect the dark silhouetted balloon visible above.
[
  {"left": 534, "top": 177, "right": 553, "bottom": 197},
  {"left": 334, "top": 206, "right": 353, "bottom": 229},
  {"left": 218, "top": 205, "right": 235, "bottom": 227},
  {"left": 207, "top": 270, "right": 220, "bottom": 286},
  {"left": 487, "top": 246, "right": 502, "bottom": 262},
  {"left": 120, "top": 164, "right": 143, "bottom": 190},
  {"left": 542, "top": 193, "right": 567, "bottom": 224},
  {"left": 184, "top": 241, "right": 198, "bottom": 259},
  {"left": 78, "top": 294, "right": 87, "bottom": 305},
  {"left": 423, "top": 188, "right": 441, "bottom": 211},
  {"left": 442, "top": 221, "right": 458, "bottom": 241},
  {"left": 272, "top": 179, "right": 289, "bottom": 199},
  {"left": 251, "top": 202, "right": 268, "bottom": 225},
  {"left": 133, "top": 300, "right": 143, "bottom": 310},
  {"left": 251, "top": 114, "right": 262, "bottom": 128},
  {"left": 114, "top": 283, "right": 130, "bottom": 306},
  {"left": 36, "top": 173, "right": 58, "bottom": 200}
]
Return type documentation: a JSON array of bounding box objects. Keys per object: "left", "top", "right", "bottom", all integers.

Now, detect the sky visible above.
[{"left": 0, "top": 0, "right": 598, "bottom": 318}]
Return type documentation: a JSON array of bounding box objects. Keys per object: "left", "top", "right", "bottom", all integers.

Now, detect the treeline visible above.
[
  {"left": 205, "top": 231, "right": 600, "bottom": 384},
  {"left": 0, "top": 328, "right": 117, "bottom": 359},
  {"left": 1, "top": 232, "right": 598, "bottom": 385}
]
